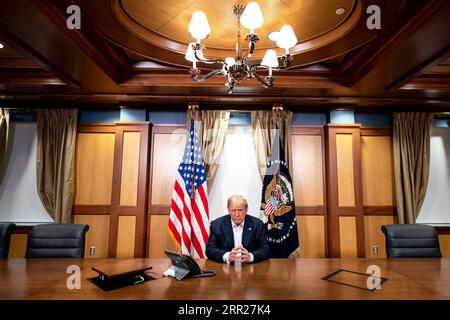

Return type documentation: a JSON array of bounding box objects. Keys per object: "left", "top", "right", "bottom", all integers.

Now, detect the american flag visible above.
[
  {"left": 264, "top": 197, "right": 276, "bottom": 216},
  {"left": 168, "top": 120, "right": 209, "bottom": 258}
]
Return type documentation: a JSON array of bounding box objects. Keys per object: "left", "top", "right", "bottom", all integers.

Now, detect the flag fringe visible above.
[
  {"left": 167, "top": 227, "right": 182, "bottom": 254},
  {"left": 288, "top": 246, "right": 301, "bottom": 258}
]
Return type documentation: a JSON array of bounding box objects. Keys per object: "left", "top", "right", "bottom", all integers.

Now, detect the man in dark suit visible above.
[{"left": 206, "top": 195, "right": 269, "bottom": 263}]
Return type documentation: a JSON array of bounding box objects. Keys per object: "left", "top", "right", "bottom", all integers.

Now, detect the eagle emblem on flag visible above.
[
  {"left": 261, "top": 170, "right": 294, "bottom": 230},
  {"left": 259, "top": 133, "right": 299, "bottom": 258}
]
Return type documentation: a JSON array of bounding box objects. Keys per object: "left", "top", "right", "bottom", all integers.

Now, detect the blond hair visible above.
[{"left": 227, "top": 195, "right": 248, "bottom": 209}]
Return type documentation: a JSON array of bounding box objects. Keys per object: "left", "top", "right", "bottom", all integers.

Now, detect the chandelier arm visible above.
[
  {"left": 253, "top": 72, "right": 273, "bottom": 88},
  {"left": 190, "top": 68, "right": 224, "bottom": 82},
  {"left": 250, "top": 54, "right": 292, "bottom": 72},
  {"left": 250, "top": 64, "right": 290, "bottom": 73},
  {"left": 245, "top": 41, "right": 255, "bottom": 59},
  {"left": 243, "top": 33, "right": 259, "bottom": 59},
  {"left": 193, "top": 51, "right": 226, "bottom": 65}
]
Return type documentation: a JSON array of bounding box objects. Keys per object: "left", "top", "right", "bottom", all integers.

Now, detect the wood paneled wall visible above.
[
  {"left": 324, "top": 125, "right": 398, "bottom": 258},
  {"left": 364, "top": 215, "right": 395, "bottom": 258},
  {"left": 291, "top": 126, "right": 327, "bottom": 258},
  {"left": 116, "top": 216, "right": 137, "bottom": 258},
  {"left": 119, "top": 132, "right": 141, "bottom": 206},
  {"left": 10, "top": 121, "right": 450, "bottom": 259},
  {"left": 291, "top": 135, "right": 324, "bottom": 207},
  {"left": 146, "top": 125, "right": 328, "bottom": 259},
  {"left": 147, "top": 125, "right": 186, "bottom": 257},
  {"left": 148, "top": 215, "right": 179, "bottom": 258},
  {"left": 439, "top": 235, "right": 450, "bottom": 257},
  {"left": 339, "top": 216, "right": 358, "bottom": 258},
  {"left": 73, "top": 215, "right": 110, "bottom": 258},
  {"left": 8, "top": 234, "right": 28, "bottom": 258},
  {"left": 142, "top": 124, "right": 404, "bottom": 260},
  {"left": 75, "top": 133, "right": 115, "bottom": 205},
  {"left": 361, "top": 136, "right": 395, "bottom": 206},
  {"left": 326, "top": 125, "right": 365, "bottom": 258},
  {"left": 360, "top": 127, "right": 396, "bottom": 258},
  {"left": 297, "top": 216, "right": 326, "bottom": 258},
  {"left": 73, "top": 122, "right": 150, "bottom": 258},
  {"left": 150, "top": 128, "right": 186, "bottom": 206}
]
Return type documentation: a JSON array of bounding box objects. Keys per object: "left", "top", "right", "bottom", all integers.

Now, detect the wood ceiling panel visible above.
[
  {"left": 0, "top": 43, "right": 41, "bottom": 68},
  {"left": 0, "top": 44, "right": 26, "bottom": 58},
  {"left": 1, "top": 0, "right": 450, "bottom": 108},
  {"left": 121, "top": 0, "right": 195, "bottom": 32},
  {"left": 121, "top": 0, "right": 355, "bottom": 49},
  {"left": 423, "top": 56, "right": 450, "bottom": 74}
]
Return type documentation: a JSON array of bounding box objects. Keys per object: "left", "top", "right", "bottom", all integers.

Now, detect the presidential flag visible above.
[
  {"left": 260, "top": 133, "right": 299, "bottom": 258},
  {"left": 168, "top": 120, "right": 209, "bottom": 258}
]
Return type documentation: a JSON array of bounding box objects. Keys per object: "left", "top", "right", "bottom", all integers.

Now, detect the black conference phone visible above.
[{"left": 164, "top": 250, "right": 216, "bottom": 280}]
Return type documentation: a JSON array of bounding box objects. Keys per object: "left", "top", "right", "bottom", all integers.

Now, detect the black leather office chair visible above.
[
  {"left": 26, "top": 224, "right": 89, "bottom": 258},
  {"left": 381, "top": 224, "right": 442, "bottom": 258},
  {"left": 0, "top": 223, "right": 16, "bottom": 259}
]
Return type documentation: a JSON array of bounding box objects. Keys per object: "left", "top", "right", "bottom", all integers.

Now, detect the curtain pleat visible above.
[
  {"left": 36, "top": 109, "right": 78, "bottom": 223},
  {"left": 393, "top": 112, "right": 434, "bottom": 224},
  {"left": 187, "top": 108, "right": 230, "bottom": 190},
  {"left": 251, "top": 110, "right": 292, "bottom": 180},
  {"left": 0, "top": 108, "right": 10, "bottom": 185}
]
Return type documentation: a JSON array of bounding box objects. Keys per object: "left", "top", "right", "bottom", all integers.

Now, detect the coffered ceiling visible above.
[
  {"left": 0, "top": 0, "right": 449, "bottom": 109},
  {"left": 121, "top": 0, "right": 355, "bottom": 50}
]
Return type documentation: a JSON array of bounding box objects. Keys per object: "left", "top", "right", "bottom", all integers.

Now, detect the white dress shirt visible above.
[{"left": 222, "top": 220, "right": 254, "bottom": 263}]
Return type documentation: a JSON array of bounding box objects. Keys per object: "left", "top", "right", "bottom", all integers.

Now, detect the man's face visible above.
[{"left": 228, "top": 203, "right": 248, "bottom": 226}]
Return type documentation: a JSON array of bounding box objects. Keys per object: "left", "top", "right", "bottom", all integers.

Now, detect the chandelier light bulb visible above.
[
  {"left": 188, "top": 11, "right": 211, "bottom": 41},
  {"left": 240, "top": 2, "right": 264, "bottom": 32},
  {"left": 225, "top": 57, "right": 236, "bottom": 66},
  {"left": 276, "top": 25, "right": 297, "bottom": 52}
]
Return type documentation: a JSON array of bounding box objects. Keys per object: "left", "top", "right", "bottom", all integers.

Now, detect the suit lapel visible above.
[
  {"left": 242, "top": 216, "right": 252, "bottom": 249},
  {"left": 224, "top": 216, "right": 234, "bottom": 249}
]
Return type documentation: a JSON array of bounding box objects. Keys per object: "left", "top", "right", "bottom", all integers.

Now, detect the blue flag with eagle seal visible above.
[{"left": 260, "top": 133, "right": 299, "bottom": 258}]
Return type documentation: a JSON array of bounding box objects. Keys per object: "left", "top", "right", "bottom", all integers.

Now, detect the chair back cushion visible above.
[
  {"left": 382, "top": 224, "right": 442, "bottom": 258},
  {"left": 0, "top": 223, "right": 16, "bottom": 259},
  {"left": 26, "top": 224, "right": 89, "bottom": 258}
]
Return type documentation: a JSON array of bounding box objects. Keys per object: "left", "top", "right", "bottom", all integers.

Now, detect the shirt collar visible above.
[{"left": 231, "top": 220, "right": 244, "bottom": 229}]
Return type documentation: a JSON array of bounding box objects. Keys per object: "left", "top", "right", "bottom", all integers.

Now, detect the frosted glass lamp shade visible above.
[
  {"left": 261, "top": 49, "right": 279, "bottom": 68},
  {"left": 188, "top": 11, "right": 211, "bottom": 40},
  {"left": 225, "top": 57, "right": 236, "bottom": 66},
  {"left": 240, "top": 2, "right": 264, "bottom": 30},
  {"left": 276, "top": 25, "right": 297, "bottom": 49},
  {"left": 185, "top": 42, "right": 204, "bottom": 62}
]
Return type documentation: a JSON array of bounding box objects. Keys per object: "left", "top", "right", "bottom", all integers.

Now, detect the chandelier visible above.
[{"left": 184, "top": 2, "right": 298, "bottom": 93}]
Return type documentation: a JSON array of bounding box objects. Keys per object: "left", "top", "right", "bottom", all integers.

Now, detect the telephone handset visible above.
[
  {"left": 165, "top": 250, "right": 216, "bottom": 280},
  {"left": 180, "top": 253, "right": 202, "bottom": 276}
]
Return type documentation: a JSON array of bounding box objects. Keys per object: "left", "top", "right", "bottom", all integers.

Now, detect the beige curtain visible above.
[
  {"left": 251, "top": 109, "right": 293, "bottom": 179},
  {"left": 36, "top": 109, "right": 78, "bottom": 223},
  {"left": 393, "top": 112, "right": 434, "bottom": 224},
  {"left": 0, "top": 108, "right": 10, "bottom": 184},
  {"left": 187, "top": 108, "right": 230, "bottom": 190}
]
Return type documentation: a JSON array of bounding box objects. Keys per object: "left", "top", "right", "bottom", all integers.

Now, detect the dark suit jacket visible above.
[{"left": 206, "top": 215, "right": 270, "bottom": 263}]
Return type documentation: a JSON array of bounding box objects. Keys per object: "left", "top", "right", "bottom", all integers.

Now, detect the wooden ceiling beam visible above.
[
  {"left": 0, "top": 92, "right": 449, "bottom": 108},
  {"left": 350, "top": 0, "right": 450, "bottom": 94},
  {"left": 0, "top": 0, "right": 119, "bottom": 90},
  {"left": 0, "top": 70, "right": 65, "bottom": 85}
]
